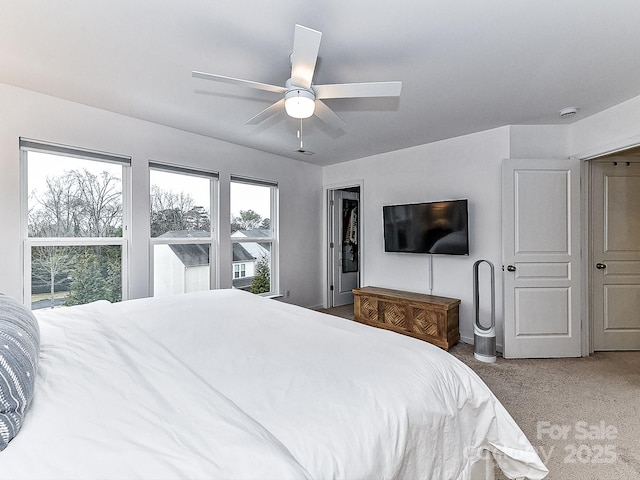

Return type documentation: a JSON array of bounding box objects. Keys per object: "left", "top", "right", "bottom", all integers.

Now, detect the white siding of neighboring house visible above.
[
  {"left": 153, "top": 244, "right": 209, "bottom": 296},
  {"left": 185, "top": 265, "right": 209, "bottom": 293},
  {"left": 233, "top": 260, "right": 256, "bottom": 278},
  {"left": 154, "top": 244, "right": 186, "bottom": 296},
  {"left": 231, "top": 231, "right": 270, "bottom": 280}
]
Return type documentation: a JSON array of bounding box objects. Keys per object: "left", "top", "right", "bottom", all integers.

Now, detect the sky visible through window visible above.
[
  {"left": 230, "top": 182, "right": 271, "bottom": 220},
  {"left": 151, "top": 169, "right": 210, "bottom": 209}
]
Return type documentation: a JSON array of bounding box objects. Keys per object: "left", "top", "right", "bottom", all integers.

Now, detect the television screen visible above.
[{"left": 383, "top": 199, "right": 469, "bottom": 255}]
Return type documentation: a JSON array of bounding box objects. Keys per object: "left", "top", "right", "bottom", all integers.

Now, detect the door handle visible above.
[
  {"left": 506, "top": 265, "right": 516, "bottom": 272},
  {"left": 595, "top": 263, "right": 607, "bottom": 270}
]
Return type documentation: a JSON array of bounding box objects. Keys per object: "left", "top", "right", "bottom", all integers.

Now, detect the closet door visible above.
[
  {"left": 591, "top": 160, "right": 640, "bottom": 350},
  {"left": 502, "top": 159, "right": 582, "bottom": 358}
]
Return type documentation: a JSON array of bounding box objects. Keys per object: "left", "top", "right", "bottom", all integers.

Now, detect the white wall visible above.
[
  {"left": 570, "top": 94, "right": 640, "bottom": 158},
  {"left": 510, "top": 125, "right": 570, "bottom": 159},
  {"left": 0, "top": 83, "right": 323, "bottom": 308},
  {"left": 323, "top": 127, "right": 511, "bottom": 345}
]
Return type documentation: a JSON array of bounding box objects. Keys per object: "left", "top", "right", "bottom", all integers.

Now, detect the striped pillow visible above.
[{"left": 0, "top": 294, "right": 40, "bottom": 451}]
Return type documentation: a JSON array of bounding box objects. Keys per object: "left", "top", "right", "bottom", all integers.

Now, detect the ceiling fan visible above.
[{"left": 192, "top": 24, "right": 402, "bottom": 130}]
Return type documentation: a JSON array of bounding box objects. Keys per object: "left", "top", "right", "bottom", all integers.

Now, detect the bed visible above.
[{"left": 0, "top": 289, "right": 547, "bottom": 479}]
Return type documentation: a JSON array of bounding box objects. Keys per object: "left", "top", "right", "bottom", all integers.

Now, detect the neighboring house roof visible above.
[
  {"left": 231, "top": 228, "right": 269, "bottom": 238},
  {"left": 233, "top": 243, "right": 254, "bottom": 262},
  {"left": 237, "top": 241, "right": 269, "bottom": 260},
  {"left": 157, "top": 229, "right": 266, "bottom": 266},
  {"left": 231, "top": 229, "right": 270, "bottom": 260},
  {"left": 232, "top": 277, "right": 253, "bottom": 290},
  {"left": 168, "top": 244, "right": 209, "bottom": 267},
  {"left": 158, "top": 230, "right": 210, "bottom": 267},
  {"left": 158, "top": 230, "right": 209, "bottom": 239}
]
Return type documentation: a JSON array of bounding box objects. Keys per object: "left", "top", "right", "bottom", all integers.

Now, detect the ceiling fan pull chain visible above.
[{"left": 299, "top": 118, "right": 304, "bottom": 149}]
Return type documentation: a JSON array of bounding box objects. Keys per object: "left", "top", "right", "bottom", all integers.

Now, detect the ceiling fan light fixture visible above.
[{"left": 285, "top": 88, "right": 316, "bottom": 119}]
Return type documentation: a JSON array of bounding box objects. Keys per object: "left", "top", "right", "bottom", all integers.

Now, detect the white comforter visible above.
[{"left": 0, "top": 289, "right": 547, "bottom": 479}]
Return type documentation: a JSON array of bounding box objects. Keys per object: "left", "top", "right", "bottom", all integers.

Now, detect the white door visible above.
[
  {"left": 591, "top": 159, "right": 640, "bottom": 350},
  {"left": 502, "top": 159, "right": 582, "bottom": 358},
  {"left": 330, "top": 189, "right": 359, "bottom": 307}
]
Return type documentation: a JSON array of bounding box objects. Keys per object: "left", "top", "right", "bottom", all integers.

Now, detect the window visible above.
[
  {"left": 21, "top": 139, "right": 130, "bottom": 310},
  {"left": 233, "top": 264, "right": 246, "bottom": 278},
  {"left": 230, "top": 176, "right": 278, "bottom": 295},
  {"left": 150, "top": 163, "right": 218, "bottom": 296}
]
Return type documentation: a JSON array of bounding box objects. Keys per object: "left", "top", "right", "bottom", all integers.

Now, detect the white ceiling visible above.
[{"left": 2, "top": 1, "right": 640, "bottom": 167}]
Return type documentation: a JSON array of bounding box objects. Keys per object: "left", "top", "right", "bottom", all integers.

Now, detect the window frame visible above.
[
  {"left": 20, "top": 139, "right": 131, "bottom": 309},
  {"left": 230, "top": 175, "right": 279, "bottom": 296},
  {"left": 149, "top": 162, "right": 219, "bottom": 296}
]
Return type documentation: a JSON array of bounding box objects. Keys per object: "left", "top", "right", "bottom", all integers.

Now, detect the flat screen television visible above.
[{"left": 383, "top": 199, "right": 469, "bottom": 255}]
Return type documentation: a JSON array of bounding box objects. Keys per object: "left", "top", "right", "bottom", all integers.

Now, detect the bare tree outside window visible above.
[
  {"left": 31, "top": 245, "right": 74, "bottom": 307},
  {"left": 29, "top": 168, "right": 122, "bottom": 238}
]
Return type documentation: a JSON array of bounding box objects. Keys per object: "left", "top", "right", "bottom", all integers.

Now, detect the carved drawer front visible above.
[
  {"left": 412, "top": 306, "right": 440, "bottom": 337},
  {"left": 379, "top": 301, "right": 407, "bottom": 329},
  {"left": 359, "top": 296, "right": 378, "bottom": 322}
]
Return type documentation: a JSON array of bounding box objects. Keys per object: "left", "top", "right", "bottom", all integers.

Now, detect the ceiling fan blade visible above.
[
  {"left": 290, "top": 25, "right": 322, "bottom": 89},
  {"left": 314, "top": 81, "right": 402, "bottom": 99},
  {"left": 245, "top": 99, "right": 285, "bottom": 125},
  {"left": 192, "top": 71, "right": 286, "bottom": 94},
  {"left": 314, "top": 100, "right": 346, "bottom": 129}
]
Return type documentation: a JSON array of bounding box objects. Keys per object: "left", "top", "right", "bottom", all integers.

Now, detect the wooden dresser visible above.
[{"left": 352, "top": 286, "right": 460, "bottom": 350}]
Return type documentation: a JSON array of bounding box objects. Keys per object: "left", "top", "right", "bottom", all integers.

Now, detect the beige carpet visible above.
[{"left": 318, "top": 305, "right": 640, "bottom": 479}]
